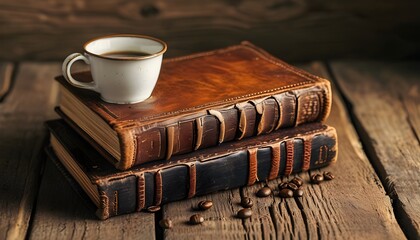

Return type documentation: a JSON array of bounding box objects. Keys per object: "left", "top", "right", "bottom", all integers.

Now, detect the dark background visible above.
[{"left": 1, "top": 0, "right": 420, "bottom": 61}]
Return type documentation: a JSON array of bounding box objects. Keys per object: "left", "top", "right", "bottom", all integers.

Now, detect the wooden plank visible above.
[
  {"left": 331, "top": 61, "right": 420, "bottom": 239},
  {"left": 297, "top": 62, "right": 405, "bottom": 239},
  {"left": 28, "top": 157, "right": 156, "bottom": 240},
  {"left": 0, "top": 62, "right": 14, "bottom": 101},
  {"left": 0, "top": 62, "right": 60, "bottom": 240},
  {"left": 0, "top": 0, "right": 419, "bottom": 61},
  {"left": 160, "top": 62, "right": 406, "bottom": 239},
  {"left": 162, "top": 190, "right": 248, "bottom": 239},
  {"left": 240, "top": 180, "right": 311, "bottom": 239}
]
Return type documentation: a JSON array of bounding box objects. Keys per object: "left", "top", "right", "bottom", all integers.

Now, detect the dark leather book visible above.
[
  {"left": 56, "top": 41, "right": 332, "bottom": 170},
  {"left": 46, "top": 119, "right": 337, "bottom": 220}
]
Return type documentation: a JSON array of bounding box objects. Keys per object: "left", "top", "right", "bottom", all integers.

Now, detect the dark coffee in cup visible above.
[{"left": 102, "top": 51, "right": 150, "bottom": 58}]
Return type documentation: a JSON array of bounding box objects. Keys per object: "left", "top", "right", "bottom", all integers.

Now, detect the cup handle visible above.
[{"left": 62, "top": 53, "right": 97, "bottom": 91}]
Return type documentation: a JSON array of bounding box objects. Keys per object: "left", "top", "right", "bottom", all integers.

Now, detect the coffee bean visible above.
[
  {"left": 198, "top": 200, "right": 213, "bottom": 210},
  {"left": 278, "top": 182, "right": 288, "bottom": 189},
  {"left": 237, "top": 208, "right": 252, "bottom": 219},
  {"left": 291, "top": 177, "right": 303, "bottom": 187},
  {"left": 189, "top": 214, "right": 204, "bottom": 225},
  {"left": 146, "top": 205, "right": 161, "bottom": 213},
  {"left": 256, "top": 187, "right": 272, "bottom": 197},
  {"left": 241, "top": 197, "right": 254, "bottom": 208},
  {"left": 159, "top": 218, "right": 173, "bottom": 229},
  {"left": 323, "top": 171, "right": 335, "bottom": 180},
  {"left": 278, "top": 188, "right": 294, "bottom": 198},
  {"left": 311, "top": 174, "right": 324, "bottom": 184},
  {"left": 294, "top": 188, "right": 304, "bottom": 197},
  {"left": 287, "top": 182, "right": 299, "bottom": 191}
]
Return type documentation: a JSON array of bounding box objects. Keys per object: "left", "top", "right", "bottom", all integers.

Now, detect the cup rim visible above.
[{"left": 83, "top": 34, "right": 167, "bottom": 61}]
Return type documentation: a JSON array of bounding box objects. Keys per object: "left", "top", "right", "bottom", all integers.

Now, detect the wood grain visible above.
[
  {"left": 0, "top": 0, "right": 420, "bottom": 61},
  {"left": 300, "top": 62, "right": 406, "bottom": 239},
  {"left": 0, "top": 63, "right": 14, "bottom": 101},
  {"left": 0, "top": 62, "right": 60, "bottom": 240},
  {"left": 3, "top": 60, "right": 411, "bottom": 239},
  {"left": 28, "top": 158, "right": 156, "bottom": 240},
  {"left": 158, "top": 62, "right": 406, "bottom": 239},
  {"left": 161, "top": 190, "right": 248, "bottom": 239},
  {"left": 331, "top": 61, "right": 420, "bottom": 239}
]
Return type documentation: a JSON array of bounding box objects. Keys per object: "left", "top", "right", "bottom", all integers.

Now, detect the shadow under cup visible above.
[{"left": 63, "top": 34, "right": 167, "bottom": 104}]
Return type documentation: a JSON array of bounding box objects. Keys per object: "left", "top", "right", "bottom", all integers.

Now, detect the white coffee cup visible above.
[{"left": 62, "top": 34, "right": 167, "bottom": 104}]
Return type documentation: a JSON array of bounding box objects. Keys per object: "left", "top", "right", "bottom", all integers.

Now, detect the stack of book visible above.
[{"left": 46, "top": 42, "right": 337, "bottom": 220}]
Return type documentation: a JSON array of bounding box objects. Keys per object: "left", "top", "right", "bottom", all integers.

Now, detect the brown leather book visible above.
[
  {"left": 46, "top": 119, "right": 337, "bottom": 220},
  {"left": 56, "top": 42, "right": 332, "bottom": 170}
]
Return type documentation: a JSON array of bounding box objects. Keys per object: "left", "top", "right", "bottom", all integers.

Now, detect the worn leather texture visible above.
[
  {"left": 56, "top": 41, "right": 332, "bottom": 170},
  {"left": 47, "top": 119, "right": 337, "bottom": 220}
]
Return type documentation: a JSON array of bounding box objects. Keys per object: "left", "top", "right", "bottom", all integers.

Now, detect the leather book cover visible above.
[
  {"left": 56, "top": 41, "right": 332, "bottom": 170},
  {"left": 46, "top": 119, "right": 337, "bottom": 220}
]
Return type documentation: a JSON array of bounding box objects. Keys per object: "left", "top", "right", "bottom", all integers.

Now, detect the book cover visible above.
[
  {"left": 56, "top": 41, "right": 332, "bottom": 170},
  {"left": 46, "top": 119, "right": 337, "bottom": 219}
]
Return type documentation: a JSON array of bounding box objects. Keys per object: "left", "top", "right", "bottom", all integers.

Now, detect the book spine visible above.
[
  {"left": 118, "top": 83, "right": 331, "bottom": 169},
  {"left": 101, "top": 126, "right": 337, "bottom": 219}
]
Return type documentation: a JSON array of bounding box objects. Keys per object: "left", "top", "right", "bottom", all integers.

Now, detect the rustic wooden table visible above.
[{"left": 0, "top": 61, "right": 418, "bottom": 239}]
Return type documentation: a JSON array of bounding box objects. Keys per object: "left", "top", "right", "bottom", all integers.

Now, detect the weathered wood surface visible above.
[
  {"left": 331, "top": 61, "right": 420, "bottom": 239},
  {"left": 161, "top": 190, "right": 247, "bottom": 239},
  {"left": 29, "top": 157, "right": 156, "bottom": 240},
  {"left": 1, "top": 60, "right": 416, "bottom": 239},
  {"left": 0, "top": 62, "right": 60, "bottom": 240},
  {"left": 159, "top": 62, "right": 406, "bottom": 239},
  {"left": 1, "top": 0, "right": 420, "bottom": 61}
]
